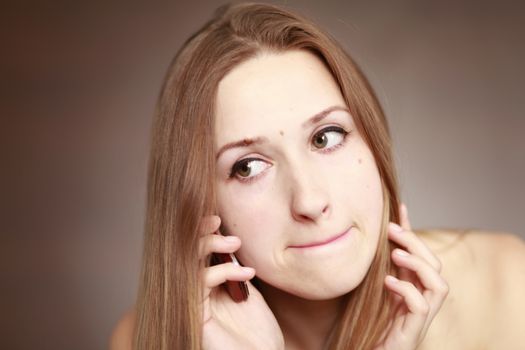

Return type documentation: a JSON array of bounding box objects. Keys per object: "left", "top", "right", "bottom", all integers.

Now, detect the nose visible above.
[{"left": 288, "top": 167, "right": 331, "bottom": 223}]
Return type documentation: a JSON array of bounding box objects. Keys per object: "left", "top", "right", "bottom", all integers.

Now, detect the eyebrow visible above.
[{"left": 215, "top": 105, "right": 349, "bottom": 160}]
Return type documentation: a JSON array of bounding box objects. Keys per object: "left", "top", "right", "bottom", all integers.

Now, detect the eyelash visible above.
[{"left": 228, "top": 126, "right": 350, "bottom": 184}]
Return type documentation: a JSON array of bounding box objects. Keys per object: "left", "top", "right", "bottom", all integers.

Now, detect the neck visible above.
[{"left": 256, "top": 279, "right": 347, "bottom": 350}]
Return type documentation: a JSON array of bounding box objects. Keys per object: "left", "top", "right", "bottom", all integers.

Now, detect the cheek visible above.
[
  {"left": 358, "top": 157, "right": 384, "bottom": 232},
  {"left": 215, "top": 141, "right": 385, "bottom": 294},
  {"left": 216, "top": 186, "right": 282, "bottom": 268},
  {"left": 334, "top": 147, "right": 384, "bottom": 233}
]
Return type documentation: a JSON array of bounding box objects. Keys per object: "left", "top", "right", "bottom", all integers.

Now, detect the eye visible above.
[
  {"left": 228, "top": 157, "right": 271, "bottom": 183},
  {"left": 312, "top": 126, "right": 349, "bottom": 152}
]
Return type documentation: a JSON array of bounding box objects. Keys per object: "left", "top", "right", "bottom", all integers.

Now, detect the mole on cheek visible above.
[
  {"left": 279, "top": 130, "right": 284, "bottom": 136},
  {"left": 358, "top": 158, "right": 362, "bottom": 164}
]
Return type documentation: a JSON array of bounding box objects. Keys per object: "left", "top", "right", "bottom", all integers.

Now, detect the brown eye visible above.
[
  {"left": 312, "top": 126, "right": 349, "bottom": 150},
  {"left": 229, "top": 157, "right": 270, "bottom": 183},
  {"left": 313, "top": 134, "right": 328, "bottom": 148},
  {"left": 237, "top": 162, "right": 251, "bottom": 177}
]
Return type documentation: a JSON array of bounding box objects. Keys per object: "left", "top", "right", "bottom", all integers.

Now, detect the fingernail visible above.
[
  {"left": 395, "top": 249, "right": 409, "bottom": 257},
  {"left": 224, "top": 235, "right": 239, "bottom": 243},
  {"left": 386, "top": 275, "right": 399, "bottom": 283},
  {"left": 389, "top": 222, "right": 403, "bottom": 233}
]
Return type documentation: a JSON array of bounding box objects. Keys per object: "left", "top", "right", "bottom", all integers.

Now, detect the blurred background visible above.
[{"left": 1, "top": 0, "right": 523, "bottom": 349}]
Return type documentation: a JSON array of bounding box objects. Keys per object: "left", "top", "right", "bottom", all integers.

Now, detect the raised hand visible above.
[
  {"left": 199, "top": 215, "right": 284, "bottom": 350},
  {"left": 374, "top": 204, "right": 449, "bottom": 350}
]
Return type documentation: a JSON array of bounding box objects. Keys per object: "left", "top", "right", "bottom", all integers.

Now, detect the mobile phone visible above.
[{"left": 211, "top": 226, "right": 250, "bottom": 302}]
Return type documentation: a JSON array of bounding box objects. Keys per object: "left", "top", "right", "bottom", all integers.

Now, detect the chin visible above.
[
  {"left": 273, "top": 272, "right": 366, "bottom": 300},
  {"left": 297, "top": 283, "right": 360, "bottom": 300}
]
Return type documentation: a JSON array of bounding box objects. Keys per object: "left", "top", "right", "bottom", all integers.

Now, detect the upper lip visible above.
[{"left": 288, "top": 226, "right": 352, "bottom": 248}]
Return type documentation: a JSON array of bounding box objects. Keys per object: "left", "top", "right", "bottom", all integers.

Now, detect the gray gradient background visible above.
[{"left": 1, "top": 1, "right": 524, "bottom": 349}]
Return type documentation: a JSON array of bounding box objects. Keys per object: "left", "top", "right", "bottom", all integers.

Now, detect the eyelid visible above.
[
  {"left": 311, "top": 125, "right": 349, "bottom": 149},
  {"left": 228, "top": 157, "right": 270, "bottom": 184},
  {"left": 313, "top": 125, "right": 347, "bottom": 139},
  {"left": 229, "top": 125, "right": 350, "bottom": 183}
]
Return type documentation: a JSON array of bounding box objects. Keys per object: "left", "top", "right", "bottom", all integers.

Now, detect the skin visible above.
[
  {"left": 110, "top": 49, "right": 525, "bottom": 350},
  {"left": 214, "top": 50, "right": 384, "bottom": 300},
  {"left": 205, "top": 49, "right": 448, "bottom": 349},
  {"left": 110, "top": 227, "right": 525, "bottom": 349}
]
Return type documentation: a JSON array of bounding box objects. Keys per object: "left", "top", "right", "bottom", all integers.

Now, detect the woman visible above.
[{"left": 111, "top": 2, "right": 525, "bottom": 349}]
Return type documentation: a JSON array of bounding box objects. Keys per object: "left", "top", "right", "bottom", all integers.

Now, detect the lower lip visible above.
[{"left": 289, "top": 226, "right": 353, "bottom": 249}]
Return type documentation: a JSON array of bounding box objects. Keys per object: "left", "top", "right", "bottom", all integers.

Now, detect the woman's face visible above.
[{"left": 214, "top": 50, "right": 383, "bottom": 300}]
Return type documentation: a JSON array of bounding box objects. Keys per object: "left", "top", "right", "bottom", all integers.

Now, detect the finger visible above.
[
  {"left": 397, "top": 266, "right": 423, "bottom": 294},
  {"left": 388, "top": 222, "right": 442, "bottom": 273},
  {"left": 399, "top": 203, "right": 412, "bottom": 231},
  {"left": 198, "top": 233, "right": 241, "bottom": 259},
  {"left": 391, "top": 249, "right": 449, "bottom": 300},
  {"left": 201, "top": 263, "right": 255, "bottom": 299},
  {"left": 390, "top": 248, "right": 449, "bottom": 326},
  {"left": 384, "top": 275, "right": 429, "bottom": 337},
  {"left": 199, "top": 215, "right": 221, "bottom": 236}
]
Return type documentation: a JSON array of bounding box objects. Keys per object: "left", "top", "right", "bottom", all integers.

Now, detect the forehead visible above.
[{"left": 214, "top": 50, "right": 346, "bottom": 143}]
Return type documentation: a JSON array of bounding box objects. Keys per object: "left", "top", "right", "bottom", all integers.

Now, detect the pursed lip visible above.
[{"left": 288, "top": 226, "right": 353, "bottom": 249}]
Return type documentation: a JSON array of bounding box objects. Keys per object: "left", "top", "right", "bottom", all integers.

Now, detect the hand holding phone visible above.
[
  {"left": 199, "top": 215, "right": 284, "bottom": 348},
  {"left": 210, "top": 230, "right": 250, "bottom": 302}
]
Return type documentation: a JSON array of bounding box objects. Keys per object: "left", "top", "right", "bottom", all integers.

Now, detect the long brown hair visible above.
[{"left": 134, "top": 2, "right": 402, "bottom": 349}]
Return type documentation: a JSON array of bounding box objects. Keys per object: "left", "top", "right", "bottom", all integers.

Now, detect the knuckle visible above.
[
  {"left": 438, "top": 280, "right": 450, "bottom": 295},
  {"left": 417, "top": 300, "right": 430, "bottom": 315},
  {"left": 202, "top": 263, "right": 231, "bottom": 286},
  {"left": 199, "top": 234, "right": 240, "bottom": 259},
  {"left": 403, "top": 283, "right": 430, "bottom": 314},
  {"left": 199, "top": 215, "right": 220, "bottom": 234},
  {"left": 198, "top": 235, "right": 213, "bottom": 256}
]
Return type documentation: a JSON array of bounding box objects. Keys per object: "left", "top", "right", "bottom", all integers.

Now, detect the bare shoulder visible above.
[
  {"left": 415, "top": 228, "right": 525, "bottom": 349},
  {"left": 416, "top": 228, "right": 525, "bottom": 278},
  {"left": 479, "top": 230, "right": 525, "bottom": 348},
  {"left": 415, "top": 228, "right": 525, "bottom": 268},
  {"left": 109, "top": 308, "right": 136, "bottom": 350}
]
